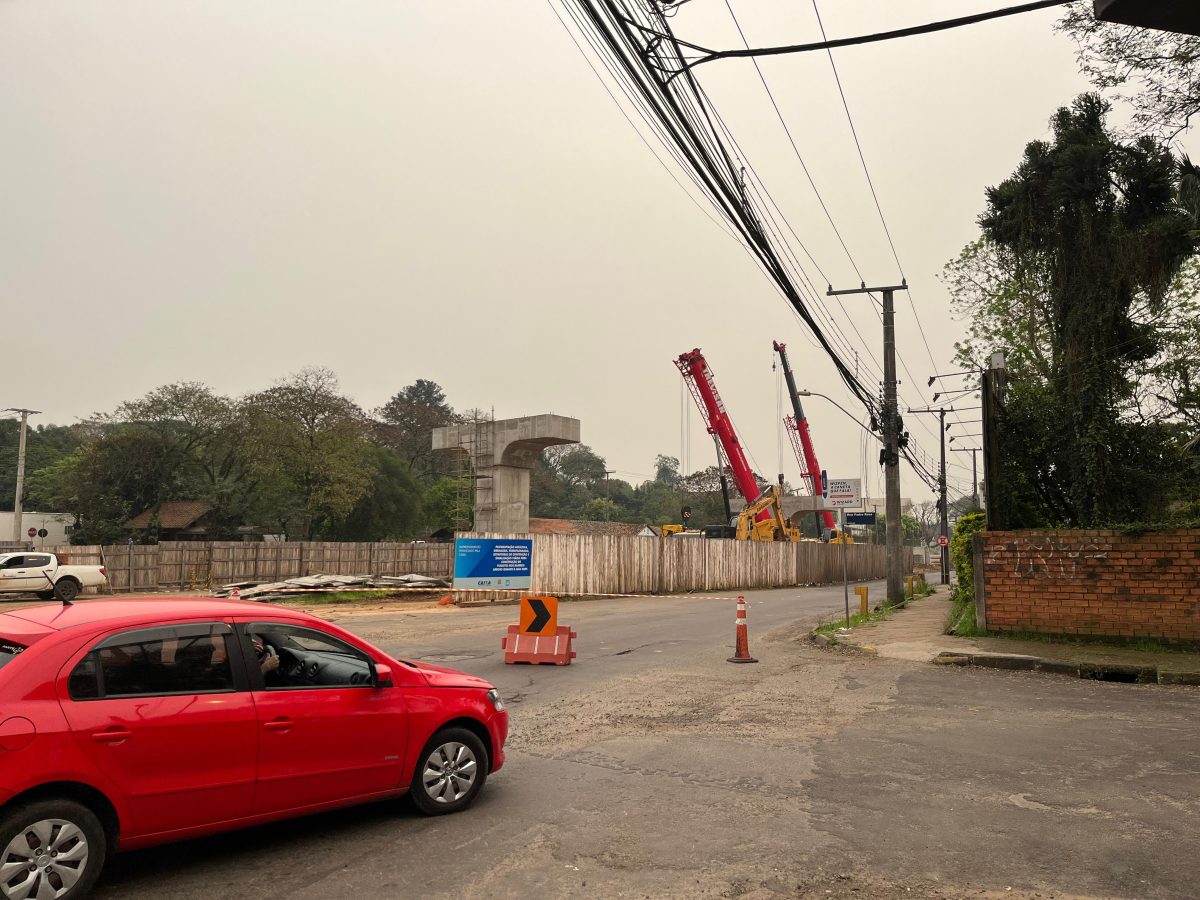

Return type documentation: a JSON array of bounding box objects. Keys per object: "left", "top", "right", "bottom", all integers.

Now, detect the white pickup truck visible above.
[{"left": 0, "top": 552, "right": 107, "bottom": 602}]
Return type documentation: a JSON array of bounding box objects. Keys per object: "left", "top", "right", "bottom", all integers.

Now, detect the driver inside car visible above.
[{"left": 252, "top": 633, "right": 282, "bottom": 678}]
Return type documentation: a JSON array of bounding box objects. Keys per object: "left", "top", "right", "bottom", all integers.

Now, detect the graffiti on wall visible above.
[{"left": 987, "top": 539, "right": 1110, "bottom": 581}]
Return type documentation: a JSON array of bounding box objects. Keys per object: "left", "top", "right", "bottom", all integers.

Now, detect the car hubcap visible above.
[
  {"left": 1, "top": 819, "right": 88, "bottom": 899},
  {"left": 422, "top": 742, "right": 478, "bottom": 804}
]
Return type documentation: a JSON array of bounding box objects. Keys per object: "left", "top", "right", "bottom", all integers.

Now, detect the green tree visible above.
[
  {"left": 22, "top": 452, "right": 131, "bottom": 545},
  {"left": 580, "top": 497, "right": 619, "bottom": 521},
  {"left": 0, "top": 422, "right": 82, "bottom": 512},
  {"left": 654, "top": 455, "right": 681, "bottom": 487},
  {"left": 245, "top": 368, "right": 375, "bottom": 539},
  {"left": 1059, "top": 4, "right": 1200, "bottom": 140},
  {"left": 948, "top": 94, "right": 1199, "bottom": 525},
  {"left": 333, "top": 447, "right": 423, "bottom": 541},
  {"left": 678, "top": 465, "right": 733, "bottom": 526},
  {"left": 421, "top": 475, "right": 473, "bottom": 532},
  {"left": 636, "top": 480, "right": 686, "bottom": 526},
  {"left": 115, "top": 383, "right": 256, "bottom": 537},
  {"left": 871, "top": 514, "right": 922, "bottom": 546},
  {"left": 544, "top": 445, "right": 608, "bottom": 489},
  {"left": 374, "top": 379, "right": 458, "bottom": 478},
  {"left": 529, "top": 452, "right": 568, "bottom": 520}
]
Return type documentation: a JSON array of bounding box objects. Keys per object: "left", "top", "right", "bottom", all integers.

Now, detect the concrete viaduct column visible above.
[{"left": 432, "top": 414, "right": 580, "bottom": 534}]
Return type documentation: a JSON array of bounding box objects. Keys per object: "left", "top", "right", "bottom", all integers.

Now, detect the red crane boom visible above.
[
  {"left": 773, "top": 341, "right": 837, "bottom": 532},
  {"left": 675, "top": 349, "right": 771, "bottom": 522}
]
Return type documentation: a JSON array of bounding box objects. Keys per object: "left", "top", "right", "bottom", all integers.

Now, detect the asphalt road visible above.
[{"left": 91, "top": 583, "right": 1200, "bottom": 899}]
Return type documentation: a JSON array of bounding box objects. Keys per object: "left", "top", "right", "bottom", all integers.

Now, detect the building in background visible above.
[{"left": 0, "top": 511, "right": 73, "bottom": 548}]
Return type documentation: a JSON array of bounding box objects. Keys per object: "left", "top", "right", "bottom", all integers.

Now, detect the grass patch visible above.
[
  {"left": 284, "top": 590, "right": 403, "bottom": 605},
  {"left": 814, "top": 606, "right": 892, "bottom": 634},
  {"left": 814, "top": 580, "right": 936, "bottom": 634},
  {"left": 945, "top": 596, "right": 985, "bottom": 637}
]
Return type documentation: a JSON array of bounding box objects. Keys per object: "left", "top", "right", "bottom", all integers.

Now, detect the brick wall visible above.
[{"left": 976, "top": 529, "right": 1200, "bottom": 641}]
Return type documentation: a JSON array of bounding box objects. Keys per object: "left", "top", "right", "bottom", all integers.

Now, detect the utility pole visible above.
[
  {"left": 908, "top": 406, "right": 953, "bottom": 585},
  {"left": 939, "top": 410, "right": 948, "bottom": 585},
  {"left": 981, "top": 352, "right": 1008, "bottom": 530},
  {"left": 828, "top": 281, "right": 908, "bottom": 606},
  {"left": 6, "top": 409, "right": 41, "bottom": 544},
  {"left": 951, "top": 447, "right": 981, "bottom": 508}
]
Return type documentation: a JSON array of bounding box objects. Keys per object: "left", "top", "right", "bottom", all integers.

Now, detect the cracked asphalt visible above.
[{"left": 92, "top": 584, "right": 1200, "bottom": 899}]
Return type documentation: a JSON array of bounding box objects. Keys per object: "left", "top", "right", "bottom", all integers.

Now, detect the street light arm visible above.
[{"left": 796, "top": 391, "right": 883, "bottom": 444}]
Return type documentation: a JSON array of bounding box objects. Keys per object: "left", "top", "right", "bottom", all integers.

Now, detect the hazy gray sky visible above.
[{"left": 3, "top": 1, "right": 1195, "bottom": 503}]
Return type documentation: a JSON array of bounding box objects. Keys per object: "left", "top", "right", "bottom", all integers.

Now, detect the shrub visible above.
[{"left": 950, "top": 512, "right": 986, "bottom": 606}]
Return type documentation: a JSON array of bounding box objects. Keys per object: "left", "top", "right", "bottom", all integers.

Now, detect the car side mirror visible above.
[{"left": 374, "top": 663, "right": 394, "bottom": 688}]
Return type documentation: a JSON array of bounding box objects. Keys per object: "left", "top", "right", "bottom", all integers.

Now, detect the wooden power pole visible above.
[
  {"left": 827, "top": 281, "right": 908, "bottom": 606},
  {"left": 5, "top": 408, "right": 41, "bottom": 543}
]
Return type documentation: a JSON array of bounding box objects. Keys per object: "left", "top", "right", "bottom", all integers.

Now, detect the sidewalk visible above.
[{"left": 827, "top": 589, "right": 1200, "bottom": 685}]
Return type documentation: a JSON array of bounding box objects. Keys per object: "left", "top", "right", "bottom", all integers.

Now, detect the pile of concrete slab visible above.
[{"left": 213, "top": 573, "right": 450, "bottom": 601}]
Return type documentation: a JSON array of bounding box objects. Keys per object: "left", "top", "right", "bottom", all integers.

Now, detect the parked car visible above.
[
  {"left": 0, "top": 553, "right": 107, "bottom": 603},
  {"left": 0, "top": 598, "right": 508, "bottom": 898}
]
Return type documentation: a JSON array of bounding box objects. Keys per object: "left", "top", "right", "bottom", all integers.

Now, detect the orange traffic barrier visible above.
[
  {"left": 502, "top": 625, "right": 577, "bottom": 666},
  {"left": 502, "top": 596, "right": 576, "bottom": 665},
  {"left": 727, "top": 596, "right": 758, "bottom": 664}
]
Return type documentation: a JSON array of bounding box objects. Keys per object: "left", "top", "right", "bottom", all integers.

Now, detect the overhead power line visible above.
[
  {"left": 803, "top": 0, "right": 977, "bottom": 459},
  {"left": 558, "top": 1, "right": 955, "bottom": 492},
  {"left": 565, "top": 0, "right": 881, "bottom": 419},
  {"left": 649, "top": 1, "right": 1074, "bottom": 76}
]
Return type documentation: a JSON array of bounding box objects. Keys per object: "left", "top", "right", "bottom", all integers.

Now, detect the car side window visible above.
[
  {"left": 24, "top": 555, "right": 52, "bottom": 567},
  {"left": 245, "top": 624, "right": 374, "bottom": 690},
  {"left": 1, "top": 556, "right": 25, "bottom": 569},
  {"left": 68, "top": 623, "right": 236, "bottom": 700}
]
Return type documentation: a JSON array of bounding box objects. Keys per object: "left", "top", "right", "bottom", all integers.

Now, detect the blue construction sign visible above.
[{"left": 453, "top": 538, "right": 533, "bottom": 591}]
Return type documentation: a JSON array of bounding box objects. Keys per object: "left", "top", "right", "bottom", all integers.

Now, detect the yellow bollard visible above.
[{"left": 854, "top": 585, "right": 869, "bottom": 615}]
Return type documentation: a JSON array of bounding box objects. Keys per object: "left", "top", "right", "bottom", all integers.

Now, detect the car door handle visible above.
[
  {"left": 92, "top": 729, "right": 132, "bottom": 744},
  {"left": 263, "top": 718, "right": 293, "bottom": 732}
]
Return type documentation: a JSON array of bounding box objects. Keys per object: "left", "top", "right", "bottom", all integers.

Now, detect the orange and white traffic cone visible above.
[{"left": 727, "top": 595, "right": 758, "bottom": 664}]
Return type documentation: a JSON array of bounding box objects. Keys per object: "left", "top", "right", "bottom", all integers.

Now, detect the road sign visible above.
[
  {"left": 453, "top": 538, "right": 533, "bottom": 591},
  {"left": 36, "top": 529, "right": 47, "bottom": 538},
  {"left": 820, "top": 469, "right": 829, "bottom": 498},
  {"left": 937, "top": 534, "right": 949, "bottom": 547},
  {"left": 845, "top": 511, "right": 876, "bottom": 526},
  {"left": 518, "top": 595, "right": 558, "bottom": 636},
  {"left": 826, "top": 477, "right": 861, "bottom": 508},
  {"left": 26, "top": 528, "right": 35, "bottom": 539}
]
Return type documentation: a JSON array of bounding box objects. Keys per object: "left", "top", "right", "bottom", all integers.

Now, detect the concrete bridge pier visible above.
[{"left": 433, "top": 414, "right": 580, "bottom": 533}]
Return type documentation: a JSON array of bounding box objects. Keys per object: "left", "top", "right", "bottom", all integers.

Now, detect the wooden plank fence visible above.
[
  {"left": 457, "top": 532, "right": 905, "bottom": 600},
  {"left": 41, "top": 542, "right": 454, "bottom": 593},
  {"left": 39, "top": 534, "right": 906, "bottom": 597}
]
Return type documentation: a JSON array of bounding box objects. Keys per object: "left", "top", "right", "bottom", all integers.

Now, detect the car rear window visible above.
[
  {"left": 0, "top": 640, "right": 28, "bottom": 672},
  {"left": 69, "top": 623, "right": 236, "bottom": 700}
]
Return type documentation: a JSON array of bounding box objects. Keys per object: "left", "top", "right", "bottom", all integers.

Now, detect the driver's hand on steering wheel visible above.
[{"left": 254, "top": 637, "right": 281, "bottom": 674}]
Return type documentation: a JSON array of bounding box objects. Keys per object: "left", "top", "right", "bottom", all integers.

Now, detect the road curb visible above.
[
  {"left": 809, "top": 629, "right": 877, "bottom": 655},
  {"left": 935, "top": 651, "right": 1200, "bottom": 685},
  {"left": 811, "top": 631, "right": 1200, "bottom": 685}
]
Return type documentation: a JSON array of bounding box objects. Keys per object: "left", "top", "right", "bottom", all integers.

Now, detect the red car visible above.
[{"left": 0, "top": 598, "right": 508, "bottom": 899}]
